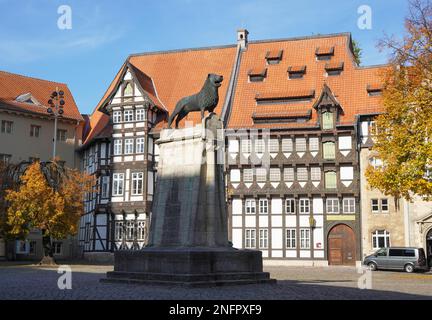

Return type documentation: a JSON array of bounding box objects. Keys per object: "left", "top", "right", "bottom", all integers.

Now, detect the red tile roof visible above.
[
  {"left": 228, "top": 34, "right": 387, "bottom": 129},
  {"left": 0, "top": 70, "right": 83, "bottom": 122}
]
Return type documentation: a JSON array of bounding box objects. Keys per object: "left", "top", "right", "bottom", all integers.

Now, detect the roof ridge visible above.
[
  {"left": 248, "top": 32, "right": 352, "bottom": 45},
  {"left": 128, "top": 43, "right": 237, "bottom": 58},
  {"left": 0, "top": 70, "right": 67, "bottom": 86}
]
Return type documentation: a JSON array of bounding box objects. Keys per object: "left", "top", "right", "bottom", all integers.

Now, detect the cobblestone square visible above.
[{"left": 0, "top": 263, "right": 431, "bottom": 300}]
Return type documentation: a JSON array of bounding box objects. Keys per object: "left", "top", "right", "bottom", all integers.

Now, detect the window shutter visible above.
[
  {"left": 322, "top": 112, "right": 333, "bottom": 129},
  {"left": 323, "top": 142, "right": 335, "bottom": 159}
]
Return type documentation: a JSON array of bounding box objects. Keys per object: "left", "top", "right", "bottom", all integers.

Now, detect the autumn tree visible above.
[
  {"left": 366, "top": 0, "right": 432, "bottom": 201},
  {"left": 4, "top": 160, "right": 93, "bottom": 264}
]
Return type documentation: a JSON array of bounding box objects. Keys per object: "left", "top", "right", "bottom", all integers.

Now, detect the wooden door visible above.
[{"left": 328, "top": 224, "right": 356, "bottom": 266}]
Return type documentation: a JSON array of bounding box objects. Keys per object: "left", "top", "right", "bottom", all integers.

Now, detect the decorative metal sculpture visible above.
[{"left": 167, "top": 73, "right": 223, "bottom": 128}]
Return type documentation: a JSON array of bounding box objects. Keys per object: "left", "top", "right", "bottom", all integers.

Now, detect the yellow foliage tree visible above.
[
  {"left": 366, "top": 0, "right": 432, "bottom": 201},
  {"left": 5, "top": 161, "right": 94, "bottom": 263}
]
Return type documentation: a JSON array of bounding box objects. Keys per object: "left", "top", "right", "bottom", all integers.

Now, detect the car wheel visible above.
[
  {"left": 404, "top": 264, "right": 414, "bottom": 273},
  {"left": 368, "top": 262, "right": 378, "bottom": 271}
]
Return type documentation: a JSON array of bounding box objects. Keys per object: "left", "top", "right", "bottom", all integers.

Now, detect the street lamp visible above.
[{"left": 47, "top": 87, "right": 65, "bottom": 160}]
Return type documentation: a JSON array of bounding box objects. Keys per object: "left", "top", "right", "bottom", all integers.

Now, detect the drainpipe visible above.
[{"left": 404, "top": 199, "right": 411, "bottom": 247}]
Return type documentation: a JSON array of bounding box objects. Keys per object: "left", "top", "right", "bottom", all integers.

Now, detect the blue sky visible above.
[{"left": 0, "top": 0, "right": 409, "bottom": 114}]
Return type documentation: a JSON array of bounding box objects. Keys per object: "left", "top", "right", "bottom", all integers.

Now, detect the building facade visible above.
[
  {"left": 79, "top": 30, "right": 431, "bottom": 267},
  {"left": 0, "top": 71, "right": 83, "bottom": 260}
]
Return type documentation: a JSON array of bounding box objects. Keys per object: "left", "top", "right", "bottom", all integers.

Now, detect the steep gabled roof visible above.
[{"left": 0, "top": 70, "right": 83, "bottom": 122}]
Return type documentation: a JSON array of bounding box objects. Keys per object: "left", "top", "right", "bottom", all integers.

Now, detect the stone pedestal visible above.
[{"left": 102, "top": 114, "right": 275, "bottom": 286}]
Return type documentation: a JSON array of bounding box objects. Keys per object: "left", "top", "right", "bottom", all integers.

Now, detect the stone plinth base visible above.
[{"left": 101, "top": 247, "right": 276, "bottom": 287}]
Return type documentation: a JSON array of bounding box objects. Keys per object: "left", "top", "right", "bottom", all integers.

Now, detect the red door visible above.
[{"left": 328, "top": 224, "right": 356, "bottom": 266}]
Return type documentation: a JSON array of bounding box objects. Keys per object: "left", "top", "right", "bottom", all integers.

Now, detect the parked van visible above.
[{"left": 363, "top": 247, "right": 428, "bottom": 273}]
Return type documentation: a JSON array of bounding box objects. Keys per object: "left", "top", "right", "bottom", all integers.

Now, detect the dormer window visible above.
[
  {"left": 322, "top": 111, "right": 334, "bottom": 130},
  {"left": 248, "top": 68, "right": 267, "bottom": 82},
  {"left": 325, "top": 62, "right": 344, "bottom": 76},
  {"left": 15, "top": 93, "right": 40, "bottom": 105},
  {"left": 265, "top": 50, "right": 283, "bottom": 65},
  {"left": 288, "top": 65, "right": 306, "bottom": 79},
  {"left": 367, "top": 84, "right": 383, "bottom": 96},
  {"left": 315, "top": 46, "right": 334, "bottom": 60},
  {"left": 255, "top": 89, "right": 315, "bottom": 105}
]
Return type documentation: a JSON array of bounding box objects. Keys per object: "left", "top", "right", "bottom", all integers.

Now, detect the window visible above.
[
  {"left": 113, "top": 111, "right": 122, "bottom": 123},
  {"left": 259, "top": 199, "right": 268, "bottom": 214},
  {"left": 326, "top": 198, "right": 339, "bottom": 214},
  {"left": 132, "top": 172, "right": 143, "bottom": 195},
  {"left": 372, "top": 199, "right": 389, "bottom": 213},
  {"left": 299, "top": 198, "right": 310, "bottom": 214},
  {"left": 295, "top": 138, "right": 306, "bottom": 152},
  {"left": 297, "top": 167, "right": 308, "bottom": 181},
  {"left": 381, "top": 199, "right": 389, "bottom": 212},
  {"left": 124, "top": 139, "right": 134, "bottom": 154},
  {"left": 323, "top": 142, "right": 335, "bottom": 159},
  {"left": 311, "top": 167, "right": 321, "bottom": 181},
  {"left": 325, "top": 171, "right": 337, "bottom": 189},
  {"left": 269, "top": 168, "right": 280, "bottom": 182},
  {"left": 371, "top": 199, "right": 379, "bottom": 212},
  {"left": 230, "top": 169, "right": 240, "bottom": 182},
  {"left": 123, "top": 83, "right": 133, "bottom": 102},
  {"left": 84, "top": 223, "right": 91, "bottom": 242},
  {"left": 322, "top": 112, "right": 333, "bottom": 130},
  {"left": 136, "top": 137, "right": 145, "bottom": 153},
  {"left": 126, "top": 221, "right": 135, "bottom": 241},
  {"left": 245, "top": 199, "right": 256, "bottom": 214},
  {"left": 137, "top": 221, "right": 146, "bottom": 240},
  {"left": 245, "top": 229, "right": 256, "bottom": 248},
  {"left": 29, "top": 241, "right": 37, "bottom": 255},
  {"left": 30, "top": 125, "right": 40, "bottom": 137},
  {"left": 372, "top": 230, "right": 390, "bottom": 249},
  {"left": 284, "top": 168, "right": 294, "bottom": 182},
  {"left": 340, "top": 166, "right": 354, "bottom": 181},
  {"left": 113, "top": 139, "right": 122, "bottom": 155},
  {"left": 228, "top": 140, "right": 239, "bottom": 153},
  {"left": 241, "top": 139, "right": 251, "bottom": 153},
  {"left": 52, "top": 242, "right": 62, "bottom": 255},
  {"left": 124, "top": 110, "right": 134, "bottom": 122},
  {"left": 289, "top": 72, "right": 304, "bottom": 79},
  {"left": 338, "top": 136, "right": 352, "bottom": 150},
  {"left": 259, "top": 229, "right": 268, "bottom": 249},
  {"left": 343, "top": 198, "right": 355, "bottom": 213},
  {"left": 281, "top": 138, "right": 293, "bottom": 152},
  {"left": 101, "top": 176, "right": 109, "bottom": 198},
  {"left": 243, "top": 169, "right": 253, "bottom": 183},
  {"left": 0, "top": 154, "right": 11, "bottom": 164},
  {"left": 300, "top": 229, "right": 311, "bottom": 249},
  {"left": 269, "top": 139, "right": 279, "bottom": 153},
  {"left": 286, "top": 229, "right": 296, "bottom": 249},
  {"left": 136, "top": 109, "right": 145, "bottom": 121},
  {"left": 115, "top": 221, "right": 123, "bottom": 241},
  {"left": 56, "top": 129, "right": 67, "bottom": 142},
  {"left": 255, "top": 139, "right": 265, "bottom": 154},
  {"left": 1, "top": 120, "right": 13, "bottom": 134},
  {"left": 256, "top": 168, "right": 267, "bottom": 182},
  {"left": 285, "top": 199, "right": 295, "bottom": 214},
  {"left": 16, "top": 240, "right": 28, "bottom": 254},
  {"left": 112, "top": 173, "right": 124, "bottom": 196},
  {"left": 309, "top": 137, "right": 319, "bottom": 152},
  {"left": 369, "top": 157, "right": 383, "bottom": 169}
]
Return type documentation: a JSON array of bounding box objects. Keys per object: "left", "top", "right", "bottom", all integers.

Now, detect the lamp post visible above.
[{"left": 47, "top": 87, "right": 65, "bottom": 160}]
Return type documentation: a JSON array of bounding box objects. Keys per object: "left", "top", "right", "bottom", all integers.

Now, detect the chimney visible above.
[{"left": 237, "top": 29, "right": 249, "bottom": 50}]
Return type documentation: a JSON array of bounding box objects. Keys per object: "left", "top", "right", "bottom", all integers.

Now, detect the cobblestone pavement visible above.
[{"left": 0, "top": 263, "right": 431, "bottom": 300}]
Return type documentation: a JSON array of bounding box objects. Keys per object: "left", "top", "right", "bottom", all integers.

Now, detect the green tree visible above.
[
  {"left": 352, "top": 39, "right": 363, "bottom": 66},
  {"left": 366, "top": 0, "right": 432, "bottom": 201}
]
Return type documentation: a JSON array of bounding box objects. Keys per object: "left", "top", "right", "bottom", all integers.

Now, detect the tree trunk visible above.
[{"left": 39, "top": 230, "right": 56, "bottom": 265}]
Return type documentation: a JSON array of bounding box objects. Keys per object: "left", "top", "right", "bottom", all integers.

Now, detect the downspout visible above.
[{"left": 404, "top": 199, "right": 411, "bottom": 247}]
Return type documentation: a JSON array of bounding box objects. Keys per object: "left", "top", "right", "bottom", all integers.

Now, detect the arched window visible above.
[
  {"left": 372, "top": 230, "right": 390, "bottom": 249},
  {"left": 325, "top": 171, "right": 337, "bottom": 189},
  {"left": 322, "top": 111, "right": 334, "bottom": 130}
]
